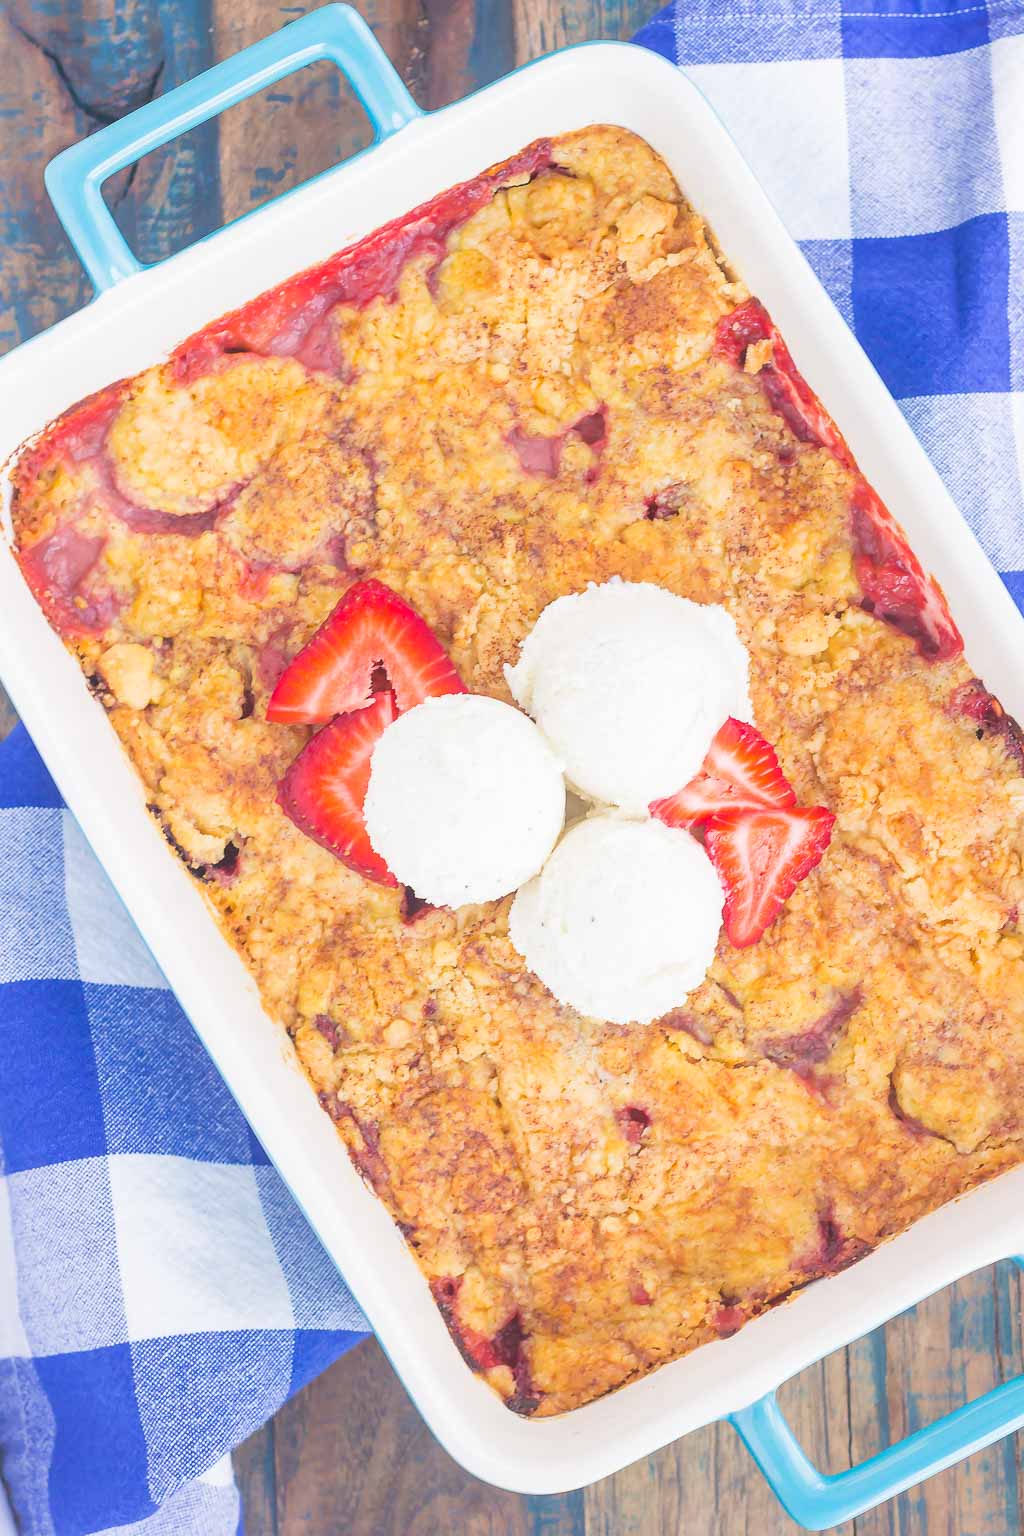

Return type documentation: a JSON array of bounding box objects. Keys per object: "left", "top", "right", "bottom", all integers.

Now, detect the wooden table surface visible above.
[{"left": 2, "top": 3, "right": 1023, "bottom": 1532}]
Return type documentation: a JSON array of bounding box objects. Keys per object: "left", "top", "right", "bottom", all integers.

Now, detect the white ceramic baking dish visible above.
[{"left": 3, "top": 8, "right": 1024, "bottom": 1524}]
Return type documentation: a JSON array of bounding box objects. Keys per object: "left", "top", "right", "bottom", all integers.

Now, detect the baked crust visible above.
[{"left": 11, "top": 126, "right": 1024, "bottom": 1416}]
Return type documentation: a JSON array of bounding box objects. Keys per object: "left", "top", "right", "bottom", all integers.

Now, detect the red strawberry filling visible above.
[
  {"left": 760, "top": 987, "right": 863, "bottom": 1069},
  {"left": 400, "top": 887, "right": 436, "bottom": 924},
  {"left": 23, "top": 524, "right": 105, "bottom": 592},
  {"left": 236, "top": 286, "right": 352, "bottom": 377},
  {"left": 168, "top": 839, "right": 237, "bottom": 883},
  {"left": 850, "top": 480, "right": 961, "bottom": 661},
  {"left": 95, "top": 448, "right": 246, "bottom": 537},
  {"left": 758, "top": 351, "right": 850, "bottom": 463},
  {"left": 255, "top": 625, "right": 294, "bottom": 692},
  {"left": 713, "top": 1304, "right": 745, "bottom": 1338},
  {"left": 17, "top": 525, "right": 120, "bottom": 638},
  {"left": 887, "top": 1077, "right": 946, "bottom": 1141},
  {"left": 507, "top": 427, "right": 563, "bottom": 478},
  {"left": 15, "top": 379, "right": 244, "bottom": 544},
  {"left": 705, "top": 804, "right": 835, "bottom": 949},
  {"left": 949, "top": 678, "right": 1024, "bottom": 770},
  {"left": 616, "top": 1105, "right": 651, "bottom": 1144},
  {"left": 662, "top": 1010, "right": 714, "bottom": 1045},
  {"left": 290, "top": 307, "right": 348, "bottom": 376},
  {"left": 574, "top": 408, "right": 607, "bottom": 446},
  {"left": 430, "top": 1275, "right": 463, "bottom": 1310},
  {"left": 318, "top": 1093, "right": 389, "bottom": 1190},
  {"left": 801, "top": 1208, "right": 870, "bottom": 1276},
  {"left": 278, "top": 690, "right": 400, "bottom": 885},
  {"left": 313, "top": 1013, "right": 350, "bottom": 1051},
  {"left": 202, "top": 841, "right": 243, "bottom": 886},
  {"left": 267, "top": 577, "right": 466, "bottom": 724},
  {"left": 714, "top": 299, "right": 772, "bottom": 368},
  {"left": 951, "top": 676, "right": 999, "bottom": 723},
  {"left": 171, "top": 139, "right": 554, "bottom": 384},
  {"left": 428, "top": 1291, "right": 540, "bottom": 1415},
  {"left": 713, "top": 298, "right": 851, "bottom": 466},
  {"left": 236, "top": 563, "right": 277, "bottom": 605},
  {"left": 644, "top": 481, "right": 689, "bottom": 520},
  {"left": 13, "top": 381, "right": 127, "bottom": 490},
  {"left": 506, "top": 406, "right": 608, "bottom": 480},
  {"left": 651, "top": 717, "right": 796, "bottom": 832}
]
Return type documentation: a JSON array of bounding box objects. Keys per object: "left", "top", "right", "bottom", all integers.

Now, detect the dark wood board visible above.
[{"left": 1, "top": 2, "right": 1021, "bottom": 1531}]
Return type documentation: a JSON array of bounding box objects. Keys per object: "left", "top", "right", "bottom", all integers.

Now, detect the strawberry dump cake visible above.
[{"left": 10, "top": 125, "right": 1024, "bottom": 1418}]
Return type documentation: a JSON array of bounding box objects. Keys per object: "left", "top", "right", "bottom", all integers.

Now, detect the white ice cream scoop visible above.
[
  {"left": 506, "top": 578, "right": 751, "bottom": 814},
  {"left": 509, "top": 811, "right": 724, "bottom": 1025},
  {"left": 364, "top": 693, "right": 566, "bottom": 908}
]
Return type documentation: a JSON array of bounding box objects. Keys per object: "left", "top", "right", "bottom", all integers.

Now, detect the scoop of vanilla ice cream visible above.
[
  {"left": 364, "top": 694, "right": 566, "bottom": 908},
  {"left": 506, "top": 579, "right": 751, "bottom": 814},
  {"left": 509, "top": 812, "right": 723, "bottom": 1025}
]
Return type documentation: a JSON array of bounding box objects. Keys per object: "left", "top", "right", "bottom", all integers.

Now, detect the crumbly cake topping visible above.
[{"left": 11, "top": 126, "right": 1024, "bottom": 1416}]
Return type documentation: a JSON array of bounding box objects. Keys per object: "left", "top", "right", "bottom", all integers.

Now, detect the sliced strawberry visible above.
[
  {"left": 267, "top": 578, "right": 466, "bottom": 724},
  {"left": 705, "top": 805, "right": 835, "bottom": 949},
  {"left": 277, "top": 690, "right": 399, "bottom": 884},
  {"left": 651, "top": 718, "right": 796, "bottom": 831}
]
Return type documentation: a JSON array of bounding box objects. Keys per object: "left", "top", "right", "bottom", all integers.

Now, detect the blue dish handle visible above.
[
  {"left": 731, "top": 1256, "right": 1024, "bottom": 1530},
  {"left": 44, "top": 3, "right": 422, "bottom": 294}
]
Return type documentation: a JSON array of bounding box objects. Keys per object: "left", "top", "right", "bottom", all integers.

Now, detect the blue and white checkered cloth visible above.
[
  {"left": 0, "top": 730, "right": 367, "bottom": 1535},
  {"left": 2, "top": 2, "right": 1023, "bottom": 1531}
]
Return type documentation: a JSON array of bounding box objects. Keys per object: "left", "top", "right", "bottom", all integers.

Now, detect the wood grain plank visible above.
[
  {"left": 512, "top": 0, "right": 653, "bottom": 58},
  {"left": 211, "top": 0, "right": 518, "bottom": 232},
  {"left": 213, "top": 0, "right": 379, "bottom": 229},
  {"left": 581, "top": 1418, "right": 802, "bottom": 1536},
  {"left": 115, "top": 0, "right": 219, "bottom": 264},
  {"left": 0, "top": 686, "right": 16, "bottom": 744},
  {"left": 940, "top": 1264, "right": 1020, "bottom": 1536},
  {"left": 1, "top": 0, "right": 218, "bottom": 342},
  {"left": 997, "top": 1259, "right": 1024, "bottom": 1536},
  {"left": 847, "top": 1323, "right": 897, "bottom": 1536},
  {"left": 422, "top": 0, "right": 514, "bottom": 107},
  {"left": 233, "top": 1419, "right": 279, "bottom": 1536},
  {"left": 583, "top": 1326, "right": 855, "bottom": 1535},
  {"left": 851, "top": 1266, "right": 1022, "bottom": 1536},
  {"left": 267, "top": 1337, "right": 584, "bottom": 1536},
  {"left": 0, "top": 6, "right": 90, "bottom": 352}
]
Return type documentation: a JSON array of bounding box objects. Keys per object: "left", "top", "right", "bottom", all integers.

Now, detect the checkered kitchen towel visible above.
[
  {"left": 3, "top": 2, "right": 1023, "bottom": 1531},
  {"left": 0, "top": 723, "right": 366, "bottom": 1536}
]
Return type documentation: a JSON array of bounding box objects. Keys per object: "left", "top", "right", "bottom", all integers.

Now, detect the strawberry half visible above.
[
  {"left": 277, "top": 690, "right": 399, "bottom": 884},
  {"left": 705, "top": 805, "right": 835, "bottom": 949},
  {"left": 267, "top": 578, "right": 465, "bottom": 724},
  {"left": 650, "top": 718, "right": 796, "bottom": 831}
]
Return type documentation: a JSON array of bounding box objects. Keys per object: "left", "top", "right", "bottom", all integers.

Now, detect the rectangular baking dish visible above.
[{"left": 3, "top": 8, "right": 1024, "bottom": 1524}]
